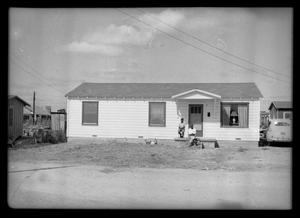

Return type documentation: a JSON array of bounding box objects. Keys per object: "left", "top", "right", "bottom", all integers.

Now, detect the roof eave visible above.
[{"left": 171, "top": 89, "right": 221, "bottom": 99}]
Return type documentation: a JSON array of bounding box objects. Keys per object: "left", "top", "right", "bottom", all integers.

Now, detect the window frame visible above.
[
  {"left": 277, "top": 110, "right": 284, "bottom": 119},
  {"left": 82, "top": 101, "right": 99, "bottom": 126},
  {"left": 220, "top": 102, "right": 249, "bottom": 128},
  {"left": 148, "top": 102, "right": 166, "bottom": 127},
  {"left": 284, "top": 112, "right": 292, "bottom": 119}
]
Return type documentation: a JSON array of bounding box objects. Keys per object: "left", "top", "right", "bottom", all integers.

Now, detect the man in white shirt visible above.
[{"left": 188, "top": 124, "right": 196, "bottom": 146}]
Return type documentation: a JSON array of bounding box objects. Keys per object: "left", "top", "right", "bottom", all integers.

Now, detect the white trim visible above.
[{"left": 171, "top": 89, "right": 221, "bottom": 99}]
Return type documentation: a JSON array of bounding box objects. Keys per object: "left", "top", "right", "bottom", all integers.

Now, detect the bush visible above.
[
  {"left": 48, "top": 133, "right": 58, "bottom": 144},
  {"left": 34, "top": 129, "right": 66, "bottom": 144},
  {"left": 56, "top": 130, "right": 67, "bottom": 143},
  {"left": 46, "top": 130, "right": 66, "bottom": 144}
]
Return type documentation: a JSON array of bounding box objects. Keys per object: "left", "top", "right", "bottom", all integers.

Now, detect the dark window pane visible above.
[
  {"left": 285, "top": 112, "right": 291, "bottom": 119},
  {"left": 149, "top": 102, "right": 165, "bottom": 126},
  {"left": 82, "top": 102, "right": 98, "bottom": 124},
  {"left": 221, "top": 104, "right": 231, "bottom": 126}
]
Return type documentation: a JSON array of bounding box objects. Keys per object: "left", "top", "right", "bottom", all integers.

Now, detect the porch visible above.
[{"left": 172, "top": 88, "right": 221, "bottom": 139}]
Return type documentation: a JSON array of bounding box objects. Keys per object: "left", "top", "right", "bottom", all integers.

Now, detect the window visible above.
[
  {"left": 278, "top": 111, "right": 283, "bottom": 119},
  {"left": 284, "top": 112, "right": 292, "bottom": 119},
  {"left": 82, "top": 101, "right": 98, "bottom": 125},
  {"left": 149, "top": 102, "right": 166, "bottom": 126},
  {"left": 24, "top": 115, "right": 28, "bottom": 121},
  {"left": 190, "top": 105, "right": 201, "bottom": 114},
  {"left": 8, "top": 108, "right": 13, "bottom": 126},
  {"left": 221, "top": 103, "right": 248, "bottom": 128}
]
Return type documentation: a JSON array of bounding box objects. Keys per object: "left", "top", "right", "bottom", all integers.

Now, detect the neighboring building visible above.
[
  {"left": 8, "top": 95, "right": 30, "bottom": 140},
  {"left": 23, "top": 105, "right": 51, "bottom": 126},
  {"left": 268, "top": 101, "right": 292, "bottom": 121},
  {"left": 65, "top": 83, "right": 263, "bottom": 141},
  {"left": 260, "top": 111, "right": 270, "bottom": 128}
]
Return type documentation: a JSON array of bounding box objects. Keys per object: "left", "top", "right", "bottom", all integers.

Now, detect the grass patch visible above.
[{"left": 8, "top": 139, "right": 292, "bottom": 171}]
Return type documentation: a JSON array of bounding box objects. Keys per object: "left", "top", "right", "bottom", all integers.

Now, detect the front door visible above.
[{"left": 189, "top": 104, "right": 203, "bottom": 137}]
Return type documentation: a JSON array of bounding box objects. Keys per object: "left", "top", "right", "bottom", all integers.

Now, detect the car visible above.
[{"left": 259, "top": 119, "right": 292, "bottom": 146}]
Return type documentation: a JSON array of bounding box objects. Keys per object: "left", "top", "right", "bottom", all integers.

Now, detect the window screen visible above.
[
  {"left": 82, "top": 101, "right": 98, "bottom": 125},
  {"left": 149, "top": 102, "right": 166, "bottom": 126}
]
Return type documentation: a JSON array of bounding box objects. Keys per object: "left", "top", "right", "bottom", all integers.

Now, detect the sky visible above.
[{"left": 9, "top": 7, "right": 292, "bottom": 111}]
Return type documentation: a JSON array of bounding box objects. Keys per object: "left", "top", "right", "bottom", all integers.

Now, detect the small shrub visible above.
[
  {"left": 56, "top": 130, "right": 66, "bottom": 142},
  {"left": 48, "top": 132, "right": 58, "bottom": 144}
]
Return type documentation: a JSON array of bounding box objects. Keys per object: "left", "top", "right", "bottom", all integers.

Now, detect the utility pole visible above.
[{"left": 33, "top": 91, "right": 36, "bottom": 125}]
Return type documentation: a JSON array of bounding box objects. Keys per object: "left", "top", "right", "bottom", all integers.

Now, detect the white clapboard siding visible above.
[
  {"left": 203, "top": 100, "right": 260, "bottom": 141},
  {"left": 67, "top": 98, "right": 260, "bottom": 141},
  {"left": 67, "top": 99, "right": 179, "bottom": 139}
]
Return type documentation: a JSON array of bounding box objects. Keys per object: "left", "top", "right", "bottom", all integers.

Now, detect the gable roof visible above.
[
  {"left": 65, "top": 83, "right": 263, "bottom": 99},
  {"left": 171, "top": 89, "right": 222, "bottom": 99},
  {"left": 8, "top": 95, "right": 30, "bottom": 106},
  {"left": 268, "top": 101, "right": 292, "bottom": 110}
]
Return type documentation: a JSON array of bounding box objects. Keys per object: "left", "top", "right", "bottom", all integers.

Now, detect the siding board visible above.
[{"left": 67, "top": 99, "right": 260, "bottom": 141}]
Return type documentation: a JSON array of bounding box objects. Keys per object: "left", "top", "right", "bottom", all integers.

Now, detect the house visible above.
[
  {"left": 23, "top": 105, "right": 51, "bottom": 126},
  {"left": 65, "top": 83, "right": 263, "bottom": 141},
  {"left": 268, "top": 101, "right": 292, "bottom": 120},
  {"left": 8, "top": 95, "right": 30, "bottom": 140}
]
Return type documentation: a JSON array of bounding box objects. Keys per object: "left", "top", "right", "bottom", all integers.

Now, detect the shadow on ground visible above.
[
  {"left": 269, "top": 141, "right": 292, "bottom": 147},
  {"left": 215, "top": 200, "right": 245, "bottom": 209}
]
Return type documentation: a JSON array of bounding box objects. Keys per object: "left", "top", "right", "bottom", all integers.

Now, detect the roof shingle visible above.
[
  {"left": 269, "top": 101, "right": 292, "bottom": 110},
  {"left": 65, "top": 83, "right": 263, "bottom": 99}
]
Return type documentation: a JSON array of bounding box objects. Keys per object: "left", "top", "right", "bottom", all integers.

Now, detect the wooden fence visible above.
[{"left": 51, "top": 112, "right": 66, "bottom": 133}]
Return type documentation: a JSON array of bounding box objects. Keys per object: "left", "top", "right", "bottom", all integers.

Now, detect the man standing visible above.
[{"left": 188, "top": 124, "right": 196, "bottom": 146}]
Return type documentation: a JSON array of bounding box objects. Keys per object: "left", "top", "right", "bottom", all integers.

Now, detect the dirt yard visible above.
[
  {"left": 8, "top": 138, "right": 291, "bottom": 172},
  {"left": 8, "top": 138, "right": 292, "bottom": 209}
]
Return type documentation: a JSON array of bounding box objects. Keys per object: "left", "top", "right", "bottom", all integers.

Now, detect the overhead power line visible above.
[
  {"left": 136, "top": 8, "right": 290, "bottom": 79},
  {"left": 11, "top": 55, "right": 66, "bottom": 95},
  {"left": 11, "top": 52, "right": 66, "bottom": 93},
  {"left": 116, "top": 9, "right": 290, "bottom": 84}
]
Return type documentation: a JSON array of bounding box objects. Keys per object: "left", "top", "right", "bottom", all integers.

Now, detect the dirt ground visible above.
[
  {"left": 8, "top": 137, "right": 292, "bottom": 172},
  {"left": 7, "top": 138, "right": 292, "bottom": 209}
]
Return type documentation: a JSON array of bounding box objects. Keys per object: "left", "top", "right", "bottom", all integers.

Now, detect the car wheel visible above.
[{"left": 258, "top": 140, "right": 264, "bottom": 147}]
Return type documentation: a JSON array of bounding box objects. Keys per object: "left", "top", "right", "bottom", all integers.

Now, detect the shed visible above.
[
  {"left": 8, "top": 95, "right": 30, "bottom": 140},
  {"left": 268, "top": 101, "right": 292, "bottom": 120}
]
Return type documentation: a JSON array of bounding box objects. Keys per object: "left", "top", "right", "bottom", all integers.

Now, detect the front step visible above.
[
  {"left": 174, "top": 137, "right": 219, "bottom": 148},
  {"left": 174, "top": 137, "right": 189, "bottom": 142}
]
